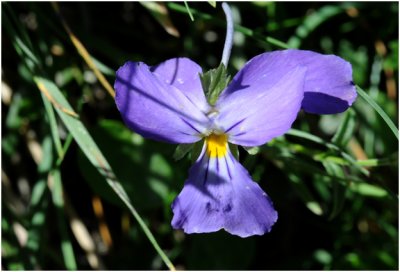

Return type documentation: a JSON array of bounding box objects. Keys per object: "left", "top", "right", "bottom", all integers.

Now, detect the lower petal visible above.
[{"left": 171, "top": 141, "right": 278, "bottom": 238}]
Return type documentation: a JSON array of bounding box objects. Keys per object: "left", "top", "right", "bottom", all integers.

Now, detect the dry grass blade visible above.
[
  {"left": 36, "top": 81, "right": 78, "bottom": 117},
  {"left": 141, "top": 2, "right": 180, "bottom": 37},
  {"left": 51, "top": 2, "right": 115, "bottom": 98}
]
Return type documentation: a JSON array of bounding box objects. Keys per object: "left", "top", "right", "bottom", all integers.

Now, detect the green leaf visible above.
[
  {"left": 332, "top": 109, "right": 356, "bottom": 147},
  {"left": 356, "top": 85, "right": 398, "bottom": 140},
  {"left": 5, "top": 92, "right": 24, "bottom": 130},
  {"left": 50, "top": 169, "right": 77, "bottom": 270},
  {"left": 323, "top": 161, "right": 347, "bottom": 220},
  {"left": 33, "top": 77, "right": 175, "bottom": 271},
  {"left": 208, "top": 1, "right": 217, "bottom": 8},
  {"left": 356, "top": 155, "right": 398, "bottom": 167},
  {"left": 349, "top": 182, "right": 388, "bottom": 198},
  {"left": 3, "top": 6, "right": 41, "bottom": 69},
  {"left": 200, "top": 63, "right": 231, "bottom": 105},
  {"left": 91, "top": 57, "right": 116, "bottom": 77},
  {"left": 173, "top": 143, "right": 194, "bottom": 161},
  {"left": 287, "top": 129, "right": 370, "bottom": 176},
  {"left": 229, "top": 143, "right": 239, "bottom": 160},
  {"left": 41, "top": 93, "right": 63, "bottom": 158},
  {"left": 243, "top": 146, "right": 260, "bottom": 155},
  {"left": 191, "top": 140, "right": 205, "bottom": 164},
  {"left": 37, "top": 136, "right": 53, "bottom": 174}
]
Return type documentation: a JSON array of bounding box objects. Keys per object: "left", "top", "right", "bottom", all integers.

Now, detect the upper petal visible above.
[
  {"left": 171, "top": 141, "right": 278, "bottom": 238},
  {"left": 151, "top": 58, "right": 209, "bottom": 113},
  {"left": 215, "top": 53, "right": 307, "bottom": 146},
  {"left": 115, "top": 61, "right": 210, "bottom": 144}
]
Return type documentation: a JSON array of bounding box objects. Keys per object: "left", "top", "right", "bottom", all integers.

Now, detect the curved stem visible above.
[{"left": 221, "top": 2, "right": 234, "bottom": 67}]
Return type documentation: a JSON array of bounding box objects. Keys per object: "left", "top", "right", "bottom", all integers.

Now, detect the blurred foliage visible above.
[{"left": 2, "top": 1, "right": 398, "bottom": 270}]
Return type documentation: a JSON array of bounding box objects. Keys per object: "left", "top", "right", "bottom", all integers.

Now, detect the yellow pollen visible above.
[{"left": 206, "top": 134, "right": 228, "bottom": 158}]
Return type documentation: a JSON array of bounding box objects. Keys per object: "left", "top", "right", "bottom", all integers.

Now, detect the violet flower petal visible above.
[
  {"left": 115, "top": 61, "right": 210, "bottom": 144},
  {"left": 284, "top": 49, "right": 357, "bottom": 114},
  {"left": 215, "top": 54, "right": 307, "bottom": 147},
  {"left": 171, "top": 144, "right": 278, "bottom": 238},
  {"left": 151, "top": 58, "right": 209, "bottom": 113},
  {"left": 219, "top": 50, "right": 356, "bottom": 115}
]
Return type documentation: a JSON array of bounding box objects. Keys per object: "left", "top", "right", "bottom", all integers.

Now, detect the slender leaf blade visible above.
[
  {"left": 356, "top": 85, "right": 398, "bottom": 140},
  {"left": 332, "top": 109, "right": 356, "bottom": 147},
  {"left": 33, "top": 76, "right": 175, "bottom": 271},
  {"left": 50, "top": 169, "right": 77, "bottom": 270},
  {"left": 173, "top": 143, "right": 194, "bottom": 161}
]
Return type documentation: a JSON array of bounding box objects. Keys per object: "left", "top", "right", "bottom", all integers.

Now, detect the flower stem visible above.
[{"left": 221, "top": 2, "right": 234, "bottom": 67}]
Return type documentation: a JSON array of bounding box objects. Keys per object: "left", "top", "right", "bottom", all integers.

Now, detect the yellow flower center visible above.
[{"left": 206, "top": 134, "right": 228, "bottom": 158}]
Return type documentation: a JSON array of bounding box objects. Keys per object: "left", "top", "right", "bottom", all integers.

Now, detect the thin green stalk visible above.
[
  {"left": 167, "top": 2, "right": 289, "bottom": 49},
  {"left": 184, "top": 1, "right": 194, "bottom": 21},
  {"left": 2, "top": 11, "right": 39, "bottom": 71},
  {"left": 114, "top": 191, "right": 176, "bottom": 271},
  {"left": 4, "top": 3, "right": 38, "bottom": 62},
  {"left": 315, "top": 155, "right": 396, "bottom": 167},
  {"left": 287, "top": 129, "right": 370, "bottom": 176},
  {"left": 356, "top": 85, "right": 399, "bottom": 140},
  {"left": 50, "top": 169, "right": 77, "bottom": 270},
  {"left": 56, "top": 134, "right": 73, "bottom": 167},
  {"left": 265, "top": 37, "right": 290, "bottom": 49},
  {"left": 41, "top": 93, "right": 63, "bottom": 157},
  {"left": 356, "top": 157, "right": 397, "bottom": 167}
]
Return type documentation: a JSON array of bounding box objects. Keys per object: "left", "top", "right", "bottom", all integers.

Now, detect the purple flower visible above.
[{"left": 114, "top": 49, "right": 356, "bottom": 238}]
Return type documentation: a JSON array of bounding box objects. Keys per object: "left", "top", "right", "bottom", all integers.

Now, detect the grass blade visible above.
[
  {"left": 356, "top": 85, "right": 399, "bottom": 140},
  {"left": 141, "top": 2, "right": 181, "bottom": 37},
  {"left": 167, "top": 2, "right": 289, "bottom": 49},
  {"left": 51, "top": 3, "right": 115, "bottom": 98},
  {"left": 287, "top": 129, "right": 370, "bottom": 176},
  {"left": 208, "top": 1, "right": 217, "bottom": 8},
  {"left": 332, "top": 109, "right": 356, "bottom": 147},
  {"left": 49, "top": 169, "right": 77, "bottom": 270},
  {"left": 323, "top": 161, "right": 347, "bottom": 220},
  {"left": 184, "top": 1, "right": 195, "bottom": 21},
  {"left": 33, "top": 76, "right": 175, "bottom": 271},
  {"left": 173, "top": 143, "right": 194, "bottom": 161},
  {"left": 288, "top": 5, "right": 344, "bottom": 48},
  {"left": 41, "top": 93, "right": 63, "bottom": 157}
]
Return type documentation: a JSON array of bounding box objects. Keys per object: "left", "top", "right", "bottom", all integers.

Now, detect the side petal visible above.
[
  {"left": 285, "top": 49, "right": 357, "bottom": 114},
  {"left": 218, "top": 50, "right": 356, "bottom": 115},
  {"left": 171, "top": 145, "right": 278, "bottom": 238},
  {"left": 215, "top": 58, "right": 307, "bottom": 147},
  {"left": 150, "top": 58, "right": 209, "bottom": 113},
  {"left": 115, "top": 61, "right": 210, "bottom": 144}
]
